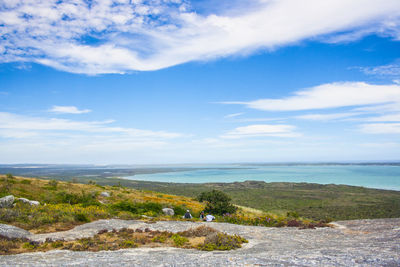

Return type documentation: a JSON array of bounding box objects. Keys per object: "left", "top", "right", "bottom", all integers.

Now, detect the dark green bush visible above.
[
  {"left": 74, "top": 213, "right": 90, "bottom": 222},
  {"left": 52, "top": 191, "right": 100, "bottom": 206},
  {"left": 110, "top": 201, "right": 162, "bottom": 215},
  {"left": 172, "top": 205, "right": 186, "bottom": 216},
  {"left": 198, "top": 190, "right": 237, "bottom": 215}
]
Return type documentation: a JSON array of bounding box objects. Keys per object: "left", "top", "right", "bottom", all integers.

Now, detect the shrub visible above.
[
  {"left": 47, "top": 180, "right": 58, "bottom": 189},
  {"left": 53, "top": 191, "right": 99, "bottom": 206},
  {"left": 22, "top": 241, "right": 39, "bottom": 250},
  {"left": 51, "top": 240, "right": 64, "bottom": 248},
  {"left": 199, "top": 232, "right": 248, "bottom": 251},
  {"left": 20, "top": 180, "right": 31, "bottom": 185},
  {"left": 198, "top": 190, "right": 237, "bottom": 215},
  {"left": 287, "top": 219, "right": 302, "bottom": 227},
  {"left": 179, "top": 225, "right": 218, "bottom": 237},
  {"left": 119, "top": 240, "right": 137, "bottom": 248},
  {"left": 74, "top": 213, "right": 90, "bottom": 222},
  {"left": 5, "top": 174, "right": 14, "bottom": 180},
  {"left": 172, "top": 205, "right": 186, "bottom": 216},
  {"left": 110, "top": 201, "right": 162, "bottom": 215},
  {"left": 171, "top": 234, "right": 188, "bottom": 247}
]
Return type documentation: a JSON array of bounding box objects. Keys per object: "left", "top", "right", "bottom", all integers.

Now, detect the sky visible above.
[{"left": 1, "top": 0, "right": 400, "bottom": 164}]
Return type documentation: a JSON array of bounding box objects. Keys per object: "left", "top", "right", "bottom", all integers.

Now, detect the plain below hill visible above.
[{"left": 113, "top": 179, "right": 400, "bottom": 221}]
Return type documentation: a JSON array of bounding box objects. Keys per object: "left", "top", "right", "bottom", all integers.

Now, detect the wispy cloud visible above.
[
  {"left": 221, "top": 124, "right": 300, "bottom": 139},
  {"left": 296, "top": 112, "right": 362, "bottom": 121},
  {"left": 1, "top": 0, "right": 400, "bottom": 74},
  {"left": 222, "top": 82, "right": 400, "bottom": 111},
  {"left": 0, "top": 112, "right": 182, "bottom": 139},
  {"left": 359, "top": 61, "right": 400, "bottom": 77},
  {"left": 359, "top": 123, "right": 400, "bottom": 134},
  {"left": 224, "top": 112, "right": 243, "bottom": 118},
  {"left": 365, "top": 113, "right": 400, "bottom": 122},
  {"left": 49, "top": 105, "right": 91, "bottom": 114}
]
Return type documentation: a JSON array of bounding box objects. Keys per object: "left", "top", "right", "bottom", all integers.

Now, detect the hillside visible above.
[
  {"left": 0, "top": 175, "right": 323, "bottom": 234},
  {"left": 0, "top": 174, "right": 204, "bottom": 233}
]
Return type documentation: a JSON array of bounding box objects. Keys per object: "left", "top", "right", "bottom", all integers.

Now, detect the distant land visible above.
[{"left": 1, "top": 163, "right": 400, "bottom": 221}]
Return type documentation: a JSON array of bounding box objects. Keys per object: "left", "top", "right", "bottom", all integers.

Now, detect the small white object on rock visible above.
[
  {"left": 0, "top": 195, "right": 14, "bottom": 208},
  {"left": 100, "top": 192, "right": 111, "bottom": 197},
  {"left": 162, "top": 208, "right": 174, "bottom": 216}
]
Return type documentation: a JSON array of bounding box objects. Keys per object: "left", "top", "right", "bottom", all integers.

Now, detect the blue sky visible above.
[{"left": 1, "top": 0, "right": 400, "bottom": 164}]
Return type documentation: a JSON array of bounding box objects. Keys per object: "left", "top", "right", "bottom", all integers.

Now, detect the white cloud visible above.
[
  {"left": 359, "top": 123, "right": 400, "bottom": 134},
  {"left": 0, "top": 112, "right": 182, "bottom": 139},
  {"left": 1, "top": 0, "right": 400, "bottom": 74},
  {"left": 49, "top": 105, "right": 91, "bottom": 114},
  {"left": 221, "top": 124, "right": 300, "bottom": 139},
  {"left": 360, "top": 61, "right": 400, "bottom": 77},
  {"left": 223, "top": 82, "right": 400, "bottom": 111},
  {"left": 296, "top": 112, "right": 362, "bottom": 121},
  {"left": 365, "top": 113, "right": 400, "bottom": 122},
  {"left": 224, "top": 112, "right": 243, "bottom": 118}
]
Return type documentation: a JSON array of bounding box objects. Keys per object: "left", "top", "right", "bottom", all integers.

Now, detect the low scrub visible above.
[
  {"left": 0, "top": 226, "right": 247, "bottom": 254},
  {"left": 110, "top": 201, "right": 162, "bottom": 216},
  {"left": 198, "top": 232, "right": 248, "bottom": 251}
]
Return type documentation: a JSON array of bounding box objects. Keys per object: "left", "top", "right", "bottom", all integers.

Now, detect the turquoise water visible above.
[{"left": 125, "top": 165, "right": 400, "bottom": 191}]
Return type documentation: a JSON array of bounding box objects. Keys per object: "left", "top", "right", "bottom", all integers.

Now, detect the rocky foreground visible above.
[{"left": 1, "top": 218, "right": 399, "bottom": 266}]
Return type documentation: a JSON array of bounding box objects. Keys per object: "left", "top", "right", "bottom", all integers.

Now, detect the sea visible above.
[{"left": 125, "top": 164, "right": 400, "bottom": 191}]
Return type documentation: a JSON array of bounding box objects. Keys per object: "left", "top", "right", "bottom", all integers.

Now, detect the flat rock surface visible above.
[{"left": 1, "top": 218, "right": 399, "bottom": 266}]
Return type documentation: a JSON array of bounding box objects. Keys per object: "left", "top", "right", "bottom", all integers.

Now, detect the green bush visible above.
[
  {"left": 172, "top": 205, "right": 186, "bottom": 216},
  {"left": 74, "top": 213, "right": 90, "bottom": 222},
  {"left": 198, "top": 190, "right": 237, "bottom": 215},
  {"left": 198, "top": 232, "right": 248, "bottom": 251},
  {"left": 171, "top": 234, "right": 188, "bottom": 247},
  {"left": 110, "top": 201, "right": 162, "bottom": 215},
  {"left": 52, "top": 191, "right": 99, "bottom": 206}
]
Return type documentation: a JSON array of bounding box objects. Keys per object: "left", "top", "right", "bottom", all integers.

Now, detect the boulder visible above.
[
  {"left": 162, "top": 208, "right": 174, "bottom": 216},
  {"left": 0, "top": 195, "right": 14, "bottom": 208},
  {"left": 0, "top": 223, "right": 31, "bottom": 239},
  {"left": 18, "top": 198, "right": 30, "bottom": 204},
  {"left": 100, "top": 192, "right": 111, "bottom": 197},
  {"left": 18, "top": 198, "right": 40, "bottom": 206},
  {"left": 29, "top": 200, "right": 40, "bottom": 206}
]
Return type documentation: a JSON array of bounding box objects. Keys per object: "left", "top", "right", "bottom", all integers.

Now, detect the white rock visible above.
[
  {"left": 18, "top": 197, "right": 40, "bottom": 206},
  {"left": 29, "top": 200, "right": 40, "bottom": 206},
  {"left": 18, "top": 198, "right": 30, "bottom": 204},
  {"left": 100, "top": 192, "right": 111, "bottom": 197},
  {"left": 162, "top": 208, "right": 174, "bottom": 216},
  {"left": 0, "top": 195, "right": 14, "bottom": 208}
]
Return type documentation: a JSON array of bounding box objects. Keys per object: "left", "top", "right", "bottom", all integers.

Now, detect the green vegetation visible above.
[
  {"left": 171, "top": 234, "right": 188, "bottom": 247},
  {"left": 198, "top": 190, "right": 237, "bottom": 215},
  {"left": 198, "top": 232, "right": 248, "bottom": 251},
  {"left": 0, "top": 226, "right": 247, "bottom": 254},
  {"left": 7, "top": 168, "right": 399, "bottom": 221},
  {"left": 118, "top": 180, "right": 400, "bottom": 221},
  {"left": 0, "top": 175, "right": 204, "bottom": 233}
]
